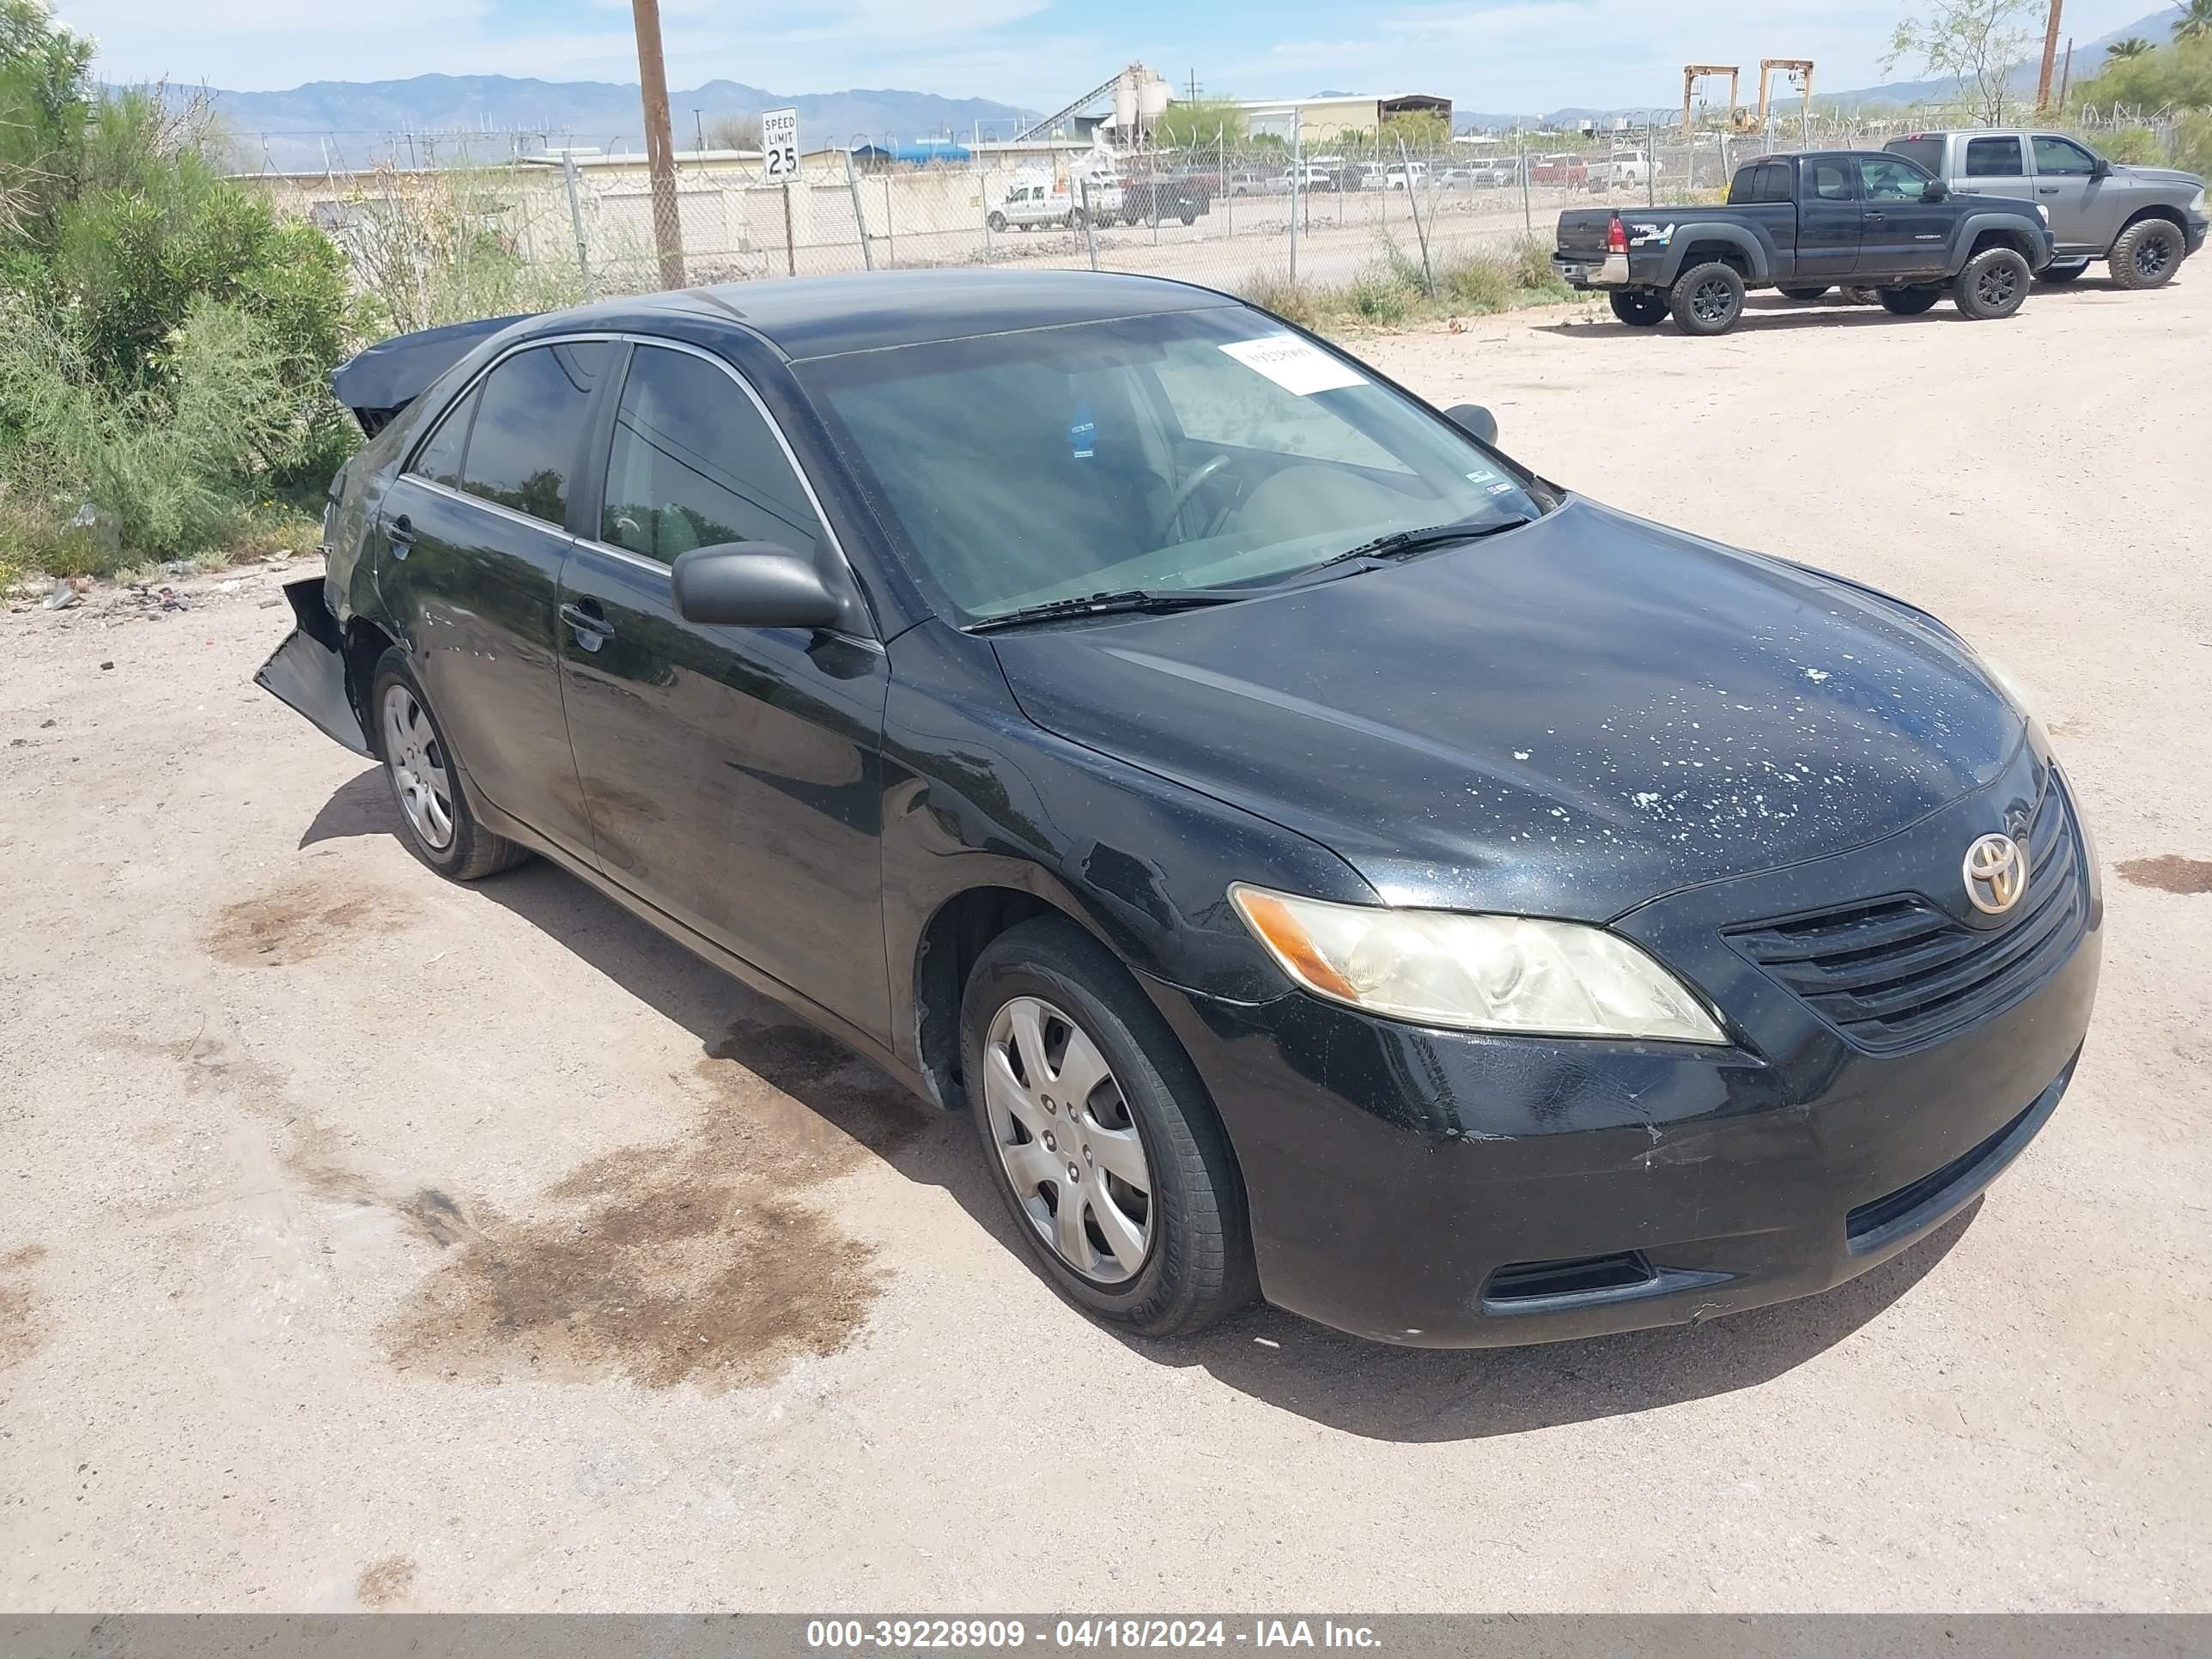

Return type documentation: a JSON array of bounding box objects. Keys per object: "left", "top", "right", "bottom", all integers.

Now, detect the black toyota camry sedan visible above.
[{"left": 259, "top": 269, "right": 2100, "bottom": 1346}]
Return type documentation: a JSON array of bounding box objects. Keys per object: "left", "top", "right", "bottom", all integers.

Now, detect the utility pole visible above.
[
  {"left": 629, "top": 0, "right": 687, "bottom": 288},
  {"left": 2035, "top": 0, "right": 2064, "bottom": 112},
  {"left": 2058, "top": 38, "right": 2075, "bottom": 106},
  {"left": 694, "top": 107, "right": 705, "bottom": 153}
]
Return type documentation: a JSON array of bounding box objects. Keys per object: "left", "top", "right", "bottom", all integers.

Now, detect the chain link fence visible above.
[{"left": 241, "top": 105, "right": 2208, "bottom": 320}]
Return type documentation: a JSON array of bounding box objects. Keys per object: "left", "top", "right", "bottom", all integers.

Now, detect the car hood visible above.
[
  {"left": 2116, "top": 164, "right": 2204, "bottom": 190},
  {"left": 990, "top": 498, "right": 2024, "bottom": 922}
]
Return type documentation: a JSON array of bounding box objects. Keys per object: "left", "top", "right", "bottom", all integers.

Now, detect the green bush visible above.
[
  {"left": 0, "top": 295, "right": 321, "bottom": 573},
  {"left": 1437, "top": 254, "right": 1513, "bottom": 313},
  {"left": 0, "top": 3, "right": 363, "bottom": 574}
]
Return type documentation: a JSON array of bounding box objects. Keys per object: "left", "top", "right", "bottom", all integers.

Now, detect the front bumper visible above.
[
  {"left": 1142, "top": 749, "right": 2103, "bottom": 1348},
  {"left": 2186, "top": 216, "right": 2208, "bottom": 256}
]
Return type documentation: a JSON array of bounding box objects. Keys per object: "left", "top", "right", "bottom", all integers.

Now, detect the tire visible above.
[
  {"left": 961, "top": 916, "right": 1256, "bottom": 1338},
  {"left": 1608, "top": 289, "right": 1668, "bottom": 326},
  {"left": 368, "top": 647, "right": 529, "bottom": 882},
  {"left": 1953, "top": 246, "right": 2031, "bottom": 319},
  {"left": 2035, "top": 258, "right": 2090, "bottom": 284},
  {"left": 986, "top": 210, "right": 1006, "bottom": 233},
  {"left": 1778, "top": 284, "right": 1832, "bottom": 301},
  {"left": 1669, "top": 260, "right": 1747, "bottom": 335},
  {"left": 2108, "top": 217, "right": 2185, "bottom": 289},
  {"left": 1877, "top": 284, "right": 1943, "bottom": 315},
  {"left": 1180, "top": 210, "right": 1196, "bottom": 226}
]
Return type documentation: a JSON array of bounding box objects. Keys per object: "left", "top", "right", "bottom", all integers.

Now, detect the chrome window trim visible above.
[{"left": 407, "top": 474, "right": 574, "bottom": 539}]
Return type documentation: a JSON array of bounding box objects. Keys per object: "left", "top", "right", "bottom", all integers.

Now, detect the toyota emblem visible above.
[{"left": 1963, "top": 833, "right": 2028, "bottom": 916}]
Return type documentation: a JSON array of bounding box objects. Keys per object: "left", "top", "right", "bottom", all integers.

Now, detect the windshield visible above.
[{"left": 798, "top": 307, "right": 1547, "bottom": 624}]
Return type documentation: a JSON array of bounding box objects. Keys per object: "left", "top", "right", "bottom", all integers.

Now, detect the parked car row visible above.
[{"left": 1553, "top": 132, "right": 2206, "bottom": 335}]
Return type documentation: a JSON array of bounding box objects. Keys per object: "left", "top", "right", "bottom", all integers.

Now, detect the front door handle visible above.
[
  {"left": 1864, "top": 211, "right": 1885, "bottom": 226},
  {"left": 2037, "top": 185, "right": 2059, "bottom": 194},
  {"left": 560, "top": 600, "right": 613, "bottom": 649},
  {"left": 384, "top": 513, "right": 416, "bottom": 559}
]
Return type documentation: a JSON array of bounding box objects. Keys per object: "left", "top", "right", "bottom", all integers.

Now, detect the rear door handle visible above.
[
  {"left": 384, "top": 513, "right": 416, "bottom": 558},
  {"left": 560, "top": 600, "right": 613, "bottom": 649}
]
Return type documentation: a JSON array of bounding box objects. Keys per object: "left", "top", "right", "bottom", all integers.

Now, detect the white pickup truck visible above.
[{"left": 1589, "top": 149, "right": 1659, "bottom": 192}]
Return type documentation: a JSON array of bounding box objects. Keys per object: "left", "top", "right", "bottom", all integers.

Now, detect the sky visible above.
[{"left": 61, "top": 0, "right": 2167, "bottom": 112}]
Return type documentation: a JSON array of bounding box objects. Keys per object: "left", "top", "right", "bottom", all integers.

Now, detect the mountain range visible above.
[
  {"left": 208, "top": 75, "right": 1037, "bottom": 172},
  {"left": 199, "top": 8, "right": 2185, "bottom": 173}
]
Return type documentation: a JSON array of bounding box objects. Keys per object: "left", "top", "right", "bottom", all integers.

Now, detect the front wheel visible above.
[
  {"left": 1878, "top": 284, "right": 1943, "bottom": 315},
  {"left": 962, "top": 917, "right": 1256, "bottom": 1338},
  {"left": 1609, "top": 289, "right": 1668, "bottom": 327},
  {"left": 369, "top": 648, "right": 529, "bottom": 882},
  {"left": 2036, "top": 258, "right": 2090, "bottom": 284},
  {"left": 1954, "top": 246, "right": 2031, "bottom": 319},
  {"left": 1670, "top": 260, "right": 1747, "bottom": 335},
  {"left": 2109, "top": 218, "right": 2185, "bottom": 289},
  {"left": 1778, "top": 284, "right": 1832, "bottom": 301}
]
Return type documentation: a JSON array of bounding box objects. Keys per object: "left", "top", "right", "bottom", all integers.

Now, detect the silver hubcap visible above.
[
  {"left": 381, "top": 684, "right": 454, "bottom": 850},
  {"left": 981, "top": 996, "right": 1152, "bottom": 1284}
]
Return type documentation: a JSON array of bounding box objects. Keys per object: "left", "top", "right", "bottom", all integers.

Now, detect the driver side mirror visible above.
[
  {"left": 2090, "top": 156, "right": 2112, "bottom": 179},
  {"left": 672, "top": 543, "right": 842, "bottom": 629},
  {"left": 1922, "top": 178, "right": 1948, "bottom": 202},
  {"left": 1446, "top": 403, "right": 1498, "bottom": 446}
]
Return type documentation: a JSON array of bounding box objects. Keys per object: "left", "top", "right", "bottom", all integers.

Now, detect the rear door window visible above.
[
  {"left": 456, "top": 341, "right": 615, "bottom": 525},
  {"left": 1966, "top": 136, "right": 2027, "bottom": 177},
  {"left": 409, "top": 386, "right": 476, "bottom": 489}
]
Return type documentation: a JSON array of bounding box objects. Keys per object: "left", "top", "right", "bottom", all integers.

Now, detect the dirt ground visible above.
[{"left": 3, "top": 271, "right": 2209, "bottom": 1614}]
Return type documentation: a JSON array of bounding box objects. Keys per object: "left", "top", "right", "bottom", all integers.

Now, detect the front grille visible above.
[{"left": 1727, "top": 779, "right": 2086, "bottom": 1054}]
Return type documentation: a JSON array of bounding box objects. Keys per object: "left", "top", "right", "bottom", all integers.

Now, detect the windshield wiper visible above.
[
  {"left": 966, "top": 587, "right": 1248, "bottom": 633},
  {"left": 1309, "top": 515, "right": 1538, "bottom": 574}
]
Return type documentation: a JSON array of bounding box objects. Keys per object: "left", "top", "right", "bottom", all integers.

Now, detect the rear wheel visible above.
[
  {"left": 2109, "top": 218, "right": 2184, "bottom": 289},
  {"left": 369, "top": 648, "right": 528, "bottom": 882},
  {"left": 1778, "top": 284, "right": 1832, "bottom": 301},
  {"left": 986, "top": 210, "right": 1006, "bottom": 233},
  {"left": 1953, "top": 246, "right": 2031, "bottom": 319},
  {"left": 1670, "top": 260, "right": 1746, "bottom": 335},
  {"left": 1878, "top": 284, "right": 1943, "bottom": 315},
  {"left": 1608, "top": 289, "right": 1668, "bottom": 327},
  {"left": 962, "top": 917, "right": 1256, "bottom": 1338},
  {"left": 2035, "top": 258, "right": 2090, "bottom": 284},
  {"left": 1180, "top": 210, "right": 1196, "bottom": 226}
]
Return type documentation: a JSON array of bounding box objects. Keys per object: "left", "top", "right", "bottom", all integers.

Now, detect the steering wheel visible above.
[{"left": 1152, "top": 453, "right": 1235, "bottom": 544}]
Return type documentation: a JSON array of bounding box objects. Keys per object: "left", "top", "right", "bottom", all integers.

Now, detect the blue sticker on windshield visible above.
[{"left": 1068, "top": 398, "right": 1097, "bottom": 460}]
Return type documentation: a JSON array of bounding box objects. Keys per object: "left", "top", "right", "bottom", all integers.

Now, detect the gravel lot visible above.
[{"left": 3, "top": 272, "right": 2208, "bottom": 1613}]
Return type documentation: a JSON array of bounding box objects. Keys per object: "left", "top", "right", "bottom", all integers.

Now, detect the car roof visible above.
[{"left": 515, "top": 269, "right": 1246, "bottom": 363}]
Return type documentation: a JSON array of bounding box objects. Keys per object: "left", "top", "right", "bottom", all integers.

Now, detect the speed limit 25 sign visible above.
[{"left": 763, "top": 106, "right": 799, "bottom": 179}]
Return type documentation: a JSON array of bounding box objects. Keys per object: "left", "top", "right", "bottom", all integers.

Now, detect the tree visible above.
[
  {"left": 707, "top": 112, "right": 761, "bottom": 151},
  {"left": 2176, "top": 0, "right": 2212, "bottom": 41},
  {"left": 1884, "top": 0, "right": 2039, "bottom": 125},
  {"left": 1152, "top": 98, "right": 1246, "bottom": 150},
  {"left": 1378, "top": 109, "right": 1452, "bottom": 154},
  {"left": 2106, "top": 35, "right": 2154, "bottom": 57}
]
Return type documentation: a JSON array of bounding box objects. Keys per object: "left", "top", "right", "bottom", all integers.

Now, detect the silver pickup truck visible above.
[{"left": 1885, "top": 130, "right": 2207, "bottom": 289}]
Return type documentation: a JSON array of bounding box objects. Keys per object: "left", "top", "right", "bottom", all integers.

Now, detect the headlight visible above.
[
  {"left": 2190, "top": 187, "right": 2205, "bottom": 216},
  {"left": 2035, "top": 203, "right": 2051, "bottom": 223},
  {"left": 1229, "top": 884, "right": 1725, "bottom": 1043}
]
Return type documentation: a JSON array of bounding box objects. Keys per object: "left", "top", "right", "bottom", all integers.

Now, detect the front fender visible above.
[
  {"left": 878, "top": 619, "right": 1367, "bottom": 1082},
  {"left": 1949, "top": 211, "right": 2054, "bottom": 271}
]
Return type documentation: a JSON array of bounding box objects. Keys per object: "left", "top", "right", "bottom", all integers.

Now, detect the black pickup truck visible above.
[{"left": 1553, "top": 149, "right": 2057, "bottom": 334}]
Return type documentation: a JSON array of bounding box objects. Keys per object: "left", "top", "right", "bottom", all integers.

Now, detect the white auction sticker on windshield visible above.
[{"left": 1219, "top": 335, "right": 1367, "bottom": 395}]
